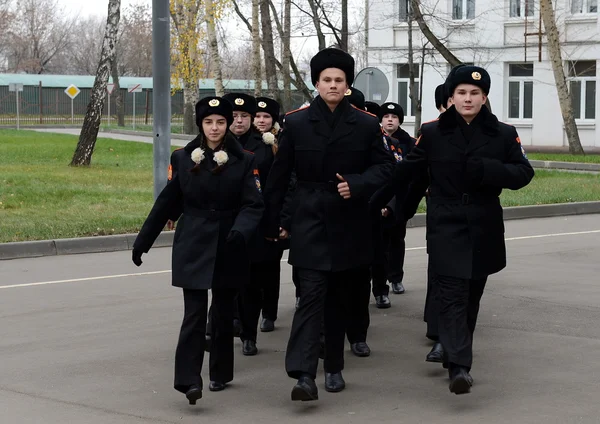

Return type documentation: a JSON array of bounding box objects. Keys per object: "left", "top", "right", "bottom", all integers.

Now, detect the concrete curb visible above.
[
  {"left": 2, "top": 202, "right": 600, "bottom": 261},
  {"left": 528, "top": 160, "right": 600, "bottom": 172}
]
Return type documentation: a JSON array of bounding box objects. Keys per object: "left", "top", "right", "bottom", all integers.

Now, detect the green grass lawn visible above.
[
  {"left": 527, "top": 153, "right": 600, "bottom": 163},
  {"left": 1, "top": 129, "right": 600, "bottom": 242}
]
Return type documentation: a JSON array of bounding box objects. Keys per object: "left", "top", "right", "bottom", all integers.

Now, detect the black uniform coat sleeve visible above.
[
  {"left": 392, "top": 106, "right": 534, "bottom": 279},
  {"left": 263, "top": 99, "right": 395, "bottom": 272},
  {"left": 133, "top": 134, "right": 264, "bottom": 290}
]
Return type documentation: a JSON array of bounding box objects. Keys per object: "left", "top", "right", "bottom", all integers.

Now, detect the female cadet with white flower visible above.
[{"left": 131, "top": 96, "right": 264, "bottom": 404}]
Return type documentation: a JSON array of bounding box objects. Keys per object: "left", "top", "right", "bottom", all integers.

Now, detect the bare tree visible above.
[
  {"left": 111, "top": 50, "right": 125, "bottom": 126},
  {"left": 6, "top": 0, "right": 74, "bottom": 73},
  {"left": 67, "top": 16, "right": 105, "bottom": 74},
  {"left": 539, "top": 0, "right": 584, "bottom": 155},
  {"left": 251, "top": 0, "right": 262, "bottom": 96},
  {"left": 205, "top": 0, "right": 225, "bottom": 96},
  {"left": 71, "top": 0, "right": 121, "bottom": 166},
  {"left": 260, "top": 0, "right": 279, "bottom": 100},
  {"left": 282, "top": 0, "right": 292, "bottom": 110},
  {"left": 119, "top": 3, "right": 153, "bottom": 77}
]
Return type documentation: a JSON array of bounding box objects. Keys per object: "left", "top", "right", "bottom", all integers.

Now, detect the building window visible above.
[
  {"left": 571, "top": 0, "right": 597, "bottom": 14},
  {"left": 452, "top": 0, "right": 475, "bottom": 19},
  {"left": 568, "top": 61, "right": 596, "bottom": 120},
  {"left": 399, "top": 0, "right": 410, "bottom": 21},
  {"left": 510, "top": 0, "right": 535, "bottom": 17},
  {"left": 507, "top": 64, "right": 534, "bottom": 119},
  {"left": 396, "top": 64, "right": 419, "bottom": 117}
]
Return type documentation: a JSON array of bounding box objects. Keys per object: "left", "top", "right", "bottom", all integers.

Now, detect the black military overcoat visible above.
[
  {"left": 263, "top": 98, "right": 395, "bottom": 272},
  {"left": 394, "top": 106, "right": 534, "bottom": 279},
  {"left": 133, "top": 134, "right": 264, "bottom": 290}
]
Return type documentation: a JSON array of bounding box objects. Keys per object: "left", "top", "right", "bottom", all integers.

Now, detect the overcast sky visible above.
[{"left": 58, "top": 0, "right": 151, "bottom": 18}]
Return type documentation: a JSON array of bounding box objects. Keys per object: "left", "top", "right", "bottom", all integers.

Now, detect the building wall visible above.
[{"left": 367, "top": 0, "right": 600, "bottom": 147}]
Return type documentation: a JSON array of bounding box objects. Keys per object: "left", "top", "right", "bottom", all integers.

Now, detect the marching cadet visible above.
[
  {"left": 392, "top": 65, "right": 534, "bottom": 394},
  {"left": 424, "top": 83, "right": 453, "bottom": 363},
  {"left": 377, "top": 102, "right": 416, "bottom": 296},
  {"left": 365, "top": 101, "right": 381, "bottom": 116},
  {"left": 222, "top": 93, "right": 281, "bottom": 357},
  {"left": 233, "top": 95, "right": 287, "bottom": 356},
  {"left": 262, "top": 48, "right": 394, "bottom": 401},
  {"left": 131, "top": 96, "right": 264, "bottom": 403}
]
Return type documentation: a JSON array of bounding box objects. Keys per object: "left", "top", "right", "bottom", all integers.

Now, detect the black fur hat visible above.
[
  {"left": 379, "top": 102, "right": 404, "bottom": 125},
  {"left": 195, "top": 96, "right": 234, "bottom": 128},
  {"left": 445, "top": 65, "right": 491, "bottom": 95},
  {"left": 256, "top": 97, "right": 281, "bottom": 122},
  {"left": 310, "top": 48, "right": 355, "bottom": 86},
  {"left": 223, "top": 93, "right": 258, "bottom": 116},
  {"left": 435, "top": 84, "right": 450, "bottom": 110},
  {"left": 365, "top": 101, "right": 381, "bottom": 116},
  {"left": 345, "top": 87, "right": 365, "bottom": 110}
]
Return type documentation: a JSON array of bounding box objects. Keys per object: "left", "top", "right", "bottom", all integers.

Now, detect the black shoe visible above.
[
  {"left": 449, "top": 367, "right": 471, "bottom": 395},
  {"left": 324, "top": 372, "right": 346, "bottom": 393},
  {"left": 426, "top": 342, "right": 444, "bottom": 363},
  {"left": 295, "top": 297, "right": 300, "bottom": 310},
  {"left": 204, "top": 334, "right": 211, "bottom": 353},
  {"left": 242, "top": 339, "right": 258, "bottom": 356},
  {"left": 185, "top": 385, "right": 202, "bottom": 405},
  {"left": 375, "top": 295, "right": 391, "bottom": 309},
  {"left": 391, "top": 281, "right": 405, "bottom": 294},
  {"left": 291, "top": 376, "right": 318, "bottom": 401},
  {"left": 209, "top": 381, "right": 227, "bottom": 392},
  {"left": 350, "top": 342, "right": 371, "bottom": 357},
  {"left": 466, "top": 373, "right": 474, "bottom": 386},
  {"left": 260, "top": 318, "right": 275, "bottom": 332},
  {"left": 233, "top": 319, "right": 242, "bottom": 337}
]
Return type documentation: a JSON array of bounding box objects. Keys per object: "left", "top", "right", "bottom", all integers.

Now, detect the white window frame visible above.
[
  {"left": 396, "top": 64, "right": 420, "bottom": 118},
  {"left": 451, "top": 0, "right": 476, "bottom": 20},
  {"left": 570, "top": 0, "right": 598, "bottom": 14},
  {"left": 507, "top": 63, "right": 534, "bottom": 120},
  {"left": 567, "top": 61, "right": 596, "bottom": 121},
  {"left": 509, "top": 0, "right": 536, "bottom": 17}
]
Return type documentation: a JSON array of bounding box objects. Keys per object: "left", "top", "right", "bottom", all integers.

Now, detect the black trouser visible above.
[
  {"left": 239, "top": 257, "right": 282, "bottom": 342},
  {"left": 424, "top": 258, "right": 440, "bottom": 341},
  {"left": 174, "top": 288, "right": 237, "bottom": 393},
  {"left": 286, "top": 267, "right": 369, "bottom": 379},
  {"left": 292, "top": 266, "right": 301, "bottom": 298},
  {"left": 345, "top": 269, "right": 372, "bottom": 344},
  {"left": 434, "top": 273, "right": 488, "bottom": 371},
  {"left": 206, "top": 292, "right": 241, "bottom": 336},
  {"left": 372, "top": 223, "right": 406, "bottom": 297}
]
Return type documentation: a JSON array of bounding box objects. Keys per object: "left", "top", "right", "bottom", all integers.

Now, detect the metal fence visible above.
[{"left": 0, "top": 83, "right": 308, "bottom": 128}]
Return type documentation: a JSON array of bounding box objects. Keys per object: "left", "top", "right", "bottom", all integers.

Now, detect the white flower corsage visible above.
[
  {"left": 262, "top": 132, "right": 276, "bottom": 145},
  {"left": 214, "top": 150, "right": 229, "bottom": 166},
  {"left": 191, "top": 147, "right": 205, "bottom": 164},
  {"left": 273, "top": 122, "right": 281, "bottom": 132}
]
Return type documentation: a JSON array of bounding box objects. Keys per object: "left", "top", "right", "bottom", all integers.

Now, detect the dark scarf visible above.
[
  {"left": 456, "top": 108, "right": 484, "bottom": 144},
  {"left": 316, "top": 95, "right": 348, "bottom": 129}
]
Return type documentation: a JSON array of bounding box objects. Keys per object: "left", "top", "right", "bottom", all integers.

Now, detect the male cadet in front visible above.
[
  {"left": 376, "top": 102, "right": 416, "bottom": 296},
  {"left": 262, "top": 47, "right": 394, "bottom": 401},
  {"left": 392, "top": 65, "right": 534, "bottom": 394}
]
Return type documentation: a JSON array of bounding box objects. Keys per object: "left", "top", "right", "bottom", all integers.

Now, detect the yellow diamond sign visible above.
[{"left": 64, "top": 84, "right": 80, "bottom": 100}]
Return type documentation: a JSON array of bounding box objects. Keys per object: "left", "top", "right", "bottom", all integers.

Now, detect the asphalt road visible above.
[{"left": 1, "top": 214, "right": 600, "bottom": 423}]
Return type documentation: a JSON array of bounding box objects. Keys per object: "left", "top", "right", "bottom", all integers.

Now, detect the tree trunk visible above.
[
  {"left": 407, "top": 12, "right": 421, "bottom": 137},
  {"left": 183, "top": 78, "right": 199, "bottom": 134},
  {"left": 307, "top": 0, "right": 326, "bottom": 51},
  {"left": 252, "top": 0, "right": 262, "bottom": 97},
  {"left": 341, "top": 0, "right": 348, "bottom": 52},
  {"left": 260, "top": 0, "right": 279, "bottom": 101},
  {"left": 205, "top": 0, "right": 224, "bottom": 96},
  {"left": 71, "top": 0, "right": 121, "bottom": 167},
  {"left": 110, "top": 50, "right": 125, "bottom": 126},
  {"left": 282, "top": 0, "right": 292, "bottom": 110},
  {"left": 410, "top": 0, "right": 461, "bottom": 66},
  {"left": 539, "top": 0, "right": 584, "bottom": 154}
]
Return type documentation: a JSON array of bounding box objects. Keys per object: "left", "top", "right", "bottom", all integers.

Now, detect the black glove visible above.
[
  {"left": 132, "top": 248, "right": 143, "bottom": 267},
  {"left": 226, "top": 230, "right": 245, "bottom": 247},
  {"left": 465, "top": 156, "right": 484, "bottom": 189}
]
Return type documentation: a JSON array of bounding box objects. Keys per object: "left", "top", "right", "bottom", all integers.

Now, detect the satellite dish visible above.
[{"left": 354, "top": 67, "right": 389, "bottom": 105}]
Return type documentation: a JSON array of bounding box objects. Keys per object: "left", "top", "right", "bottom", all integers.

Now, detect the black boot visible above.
[
  {"left": 426, "top": 342, "right": 444, "bottom": 363},
  {"left": 260, "top": 318, "right": 275, "bottom": 332},
  {"left": 350, "top": 342, "right": 371, "bottom": 357},
  {"left": 324, "top": 372, "right": 346, "bottom": 393},
  {"left": 391, "top": 281, "right": 405, "bottom": 294},
  {"left": 242, "top": 339, "right": 258, "bottom": 356},
  {"left": 449, "top": 365, "right": 471, "bottom": 395},
  {"left": 291, "top": 375, "right": 318, "bottom": 401},
  {"left": 185, "top": 384, "right": 203, "bottom": 405},
  {"left": 375, "top": 295, "right": 391, "bottom": 309}
]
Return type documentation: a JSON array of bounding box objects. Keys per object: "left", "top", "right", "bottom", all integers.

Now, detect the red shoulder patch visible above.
[
  {"left": 167, "top": 164, "right": 173, "bottom": 181},
  {"left": 285, "top": 105, "right": 309, "bottom": 116},
  {"left": 351, "top": 104, "right": 377, "bottom": 118},
  {"left": 244, "top": 149, "right": 255, "bottom": 155}
]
